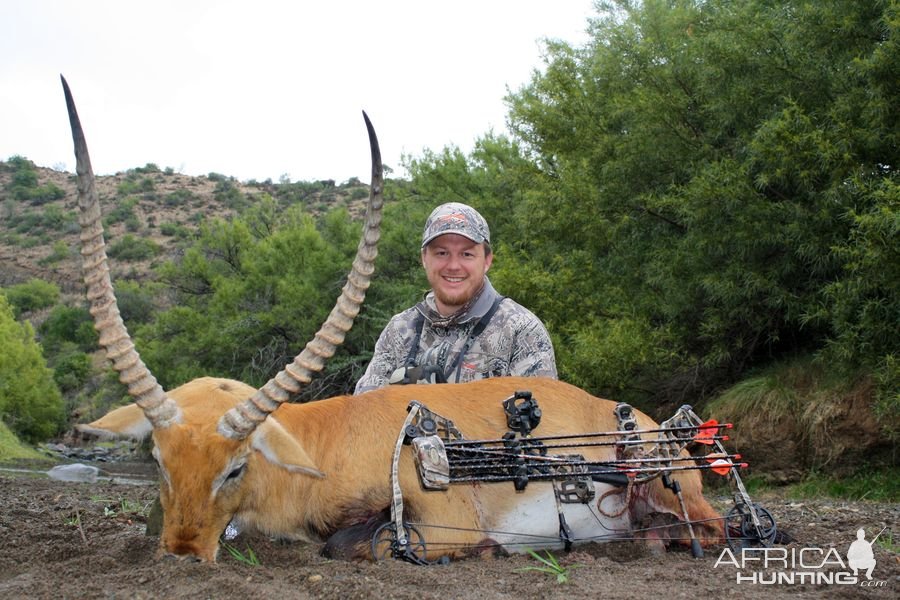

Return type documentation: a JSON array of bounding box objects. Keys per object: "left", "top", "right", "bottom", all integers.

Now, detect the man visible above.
[
  {"left": 354, "top": 202, "right": 557, "bottom": 393},
  {"left": 847, "top": 528, "right": 879, "bottom": 580}
]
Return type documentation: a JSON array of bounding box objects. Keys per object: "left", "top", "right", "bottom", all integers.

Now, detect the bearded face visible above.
[{"left": 421, "top": 234, "right": 492, "bottom": 315}]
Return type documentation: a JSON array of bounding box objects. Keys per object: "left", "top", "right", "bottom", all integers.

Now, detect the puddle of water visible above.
[{"left": 0, "top": 465, "right": 156, "bottom": 486}]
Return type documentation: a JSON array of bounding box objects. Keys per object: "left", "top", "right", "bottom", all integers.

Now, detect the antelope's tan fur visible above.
[{"left": 82, "top": 376, "right": 723, "bottom": 562}]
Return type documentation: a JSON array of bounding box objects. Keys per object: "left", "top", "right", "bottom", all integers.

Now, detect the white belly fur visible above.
[{"left": 484, "top": 482, "right": 633, "bottom": 552}]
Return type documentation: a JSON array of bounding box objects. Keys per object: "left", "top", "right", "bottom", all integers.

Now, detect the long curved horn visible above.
[
  {"left": 61, "top": 75, "right": 180, "bottom": 429},
  {"left": 217, "top": 112, "right": 383, "bottom": 440}
]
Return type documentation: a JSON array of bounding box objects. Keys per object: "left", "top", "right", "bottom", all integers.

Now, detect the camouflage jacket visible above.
[{"left": 354, "top": 278, "right": 557, "bottom": 394}]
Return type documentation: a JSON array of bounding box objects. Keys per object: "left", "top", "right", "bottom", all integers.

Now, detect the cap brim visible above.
[{"left": 421, "top": 231, "right": 486, "bottom": 248}]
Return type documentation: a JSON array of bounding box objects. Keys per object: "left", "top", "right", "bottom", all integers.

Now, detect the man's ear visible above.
[{"left": 484, "top": 251, "right": 493, "bottom": 272}]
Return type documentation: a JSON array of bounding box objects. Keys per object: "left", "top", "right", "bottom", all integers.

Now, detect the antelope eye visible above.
[{"left": 226, "top": 464, "right": 245, "bottom": 480}]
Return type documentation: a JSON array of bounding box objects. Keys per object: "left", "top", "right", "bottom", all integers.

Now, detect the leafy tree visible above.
[
  {"left": 386, "top": 0, "right": 897, "bottom": 418},
  {"left": 50, "top": 344, "right": 93, "bottom": 393},
  {"left": 0, "top": 294, "right": 65, "bottom": 442},
  {"left": 138, "top": 199, "right": 400, "bottom": 396},
  {"left": 2, "top": 279, "right": 60, "bottom": 317},
  {"left": 113, "top": 280, "right": 163, "bottom": 326},
  {"left": 38, "top": 305, "right": 98, "bottom": 353},
  {"left": 495, "top": 0, "right": 899, "bottom": 406}
]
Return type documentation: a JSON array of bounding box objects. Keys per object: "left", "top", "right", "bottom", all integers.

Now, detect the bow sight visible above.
[{"left": 377, "top": 390, "right": 779, "bottom": 564}]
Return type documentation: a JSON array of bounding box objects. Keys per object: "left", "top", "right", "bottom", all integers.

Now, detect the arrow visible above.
[{"left": 693, "top": 419, "right": 721, "bottom": 445}]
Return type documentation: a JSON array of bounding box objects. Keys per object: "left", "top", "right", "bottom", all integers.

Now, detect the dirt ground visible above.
[{"left": 0, "top": 459, "right": 896, "bottom": 600}]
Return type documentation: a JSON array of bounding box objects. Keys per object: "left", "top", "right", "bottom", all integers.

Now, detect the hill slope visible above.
[{"left": 0, "top": 158, "right": 368, "bottom": 293}]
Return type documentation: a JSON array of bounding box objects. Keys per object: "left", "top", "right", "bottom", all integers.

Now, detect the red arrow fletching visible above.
[
  {"left": 708, "top": 458, "right": 733, "bottom": 476},
  {"left": 693, "top": 419, "right": 719, "bottom": 445}
]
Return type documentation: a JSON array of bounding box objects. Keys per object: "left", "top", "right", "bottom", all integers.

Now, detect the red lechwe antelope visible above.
[{"left": 63, "top": 77, "right": 723, "bottom": 563}]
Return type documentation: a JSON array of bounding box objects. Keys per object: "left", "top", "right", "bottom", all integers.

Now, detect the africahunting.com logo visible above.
[{"left": 714, "top": 527, "right": 889, "bottom": 587}]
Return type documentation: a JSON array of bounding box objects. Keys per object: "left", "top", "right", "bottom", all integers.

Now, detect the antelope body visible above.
[
  {"left": 62, "top": 77, "right": 721, "bottom": 563},
  {"left": 82, "top": 376, "right": 723, "bottom": 562}
]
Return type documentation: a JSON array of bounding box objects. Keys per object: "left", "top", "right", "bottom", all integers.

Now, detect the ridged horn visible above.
[
  {"left": 217, "top": 111, "right": 383, "bottom": 440},
  {"left": 61, "top": 75, "right": 180, "bottom": 429}
]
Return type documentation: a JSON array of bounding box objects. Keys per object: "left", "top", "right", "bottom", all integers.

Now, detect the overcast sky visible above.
[{"left": 1, "top": 1, "right": 595, "bottom": 183}]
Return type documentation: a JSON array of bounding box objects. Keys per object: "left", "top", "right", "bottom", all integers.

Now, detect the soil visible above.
[{"left": 0, "top": 459, "right": 896, "bottom": 599}]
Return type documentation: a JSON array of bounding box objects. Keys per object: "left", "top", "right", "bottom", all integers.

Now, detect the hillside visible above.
[{"left": 0, "top": 157, "right": 370, "bottom": 295}]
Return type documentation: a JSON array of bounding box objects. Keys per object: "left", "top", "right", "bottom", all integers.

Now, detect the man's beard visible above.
[
  {"left": 434, "top": 287, "right": 474, "bottom": 309},
  {"left": 430, "top": 277, "right": 486, "bottom": 320}
]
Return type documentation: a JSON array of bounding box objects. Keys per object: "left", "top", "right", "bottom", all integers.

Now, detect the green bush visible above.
[
  {"left": 38, "top": 304, "right": 98, "bottom": 352},
  {"left": 349, "top": 187, "right": 369, "bottom": 200},
  {"left": 132, "top": 163, "right": 161, "bottom": 174},
  {"left": 116, "top": 177, "right": 155, "bottom": 196},
  {"left": 8, "top": 158, "right": 38, "bottom": 187},
  {"left": 4, "top": 157, "right": 66, "bottom": 204},
  {"left": 107, "top": 234, "right": 161, "bottom": 261},
  {"left": 40, "top": 205, "right": 72, "bottom": 230},
  {"left": 20, "top": 235, "right": 44, "bottom": 248},
  {"left": 125, "top": 215, "right": 142, "bottom": 231},
  {"left": 160, "top": 222, "right": 191, "bottom": 238},
  {"left": 164, "top": 189, "right": 195, "bottom": 207},
  {"left": 12, "top": 211, "right": 43, "bottom": 234},
  {"left": 2, "top": 279, "right": 60, "bottom": 316},
  {"left": 37, "top": 241, "right": 69, "bottom": 266},
  {"left": 113, "top": 280, "right": 160, "bottom": 325},
  {"left": 0, "top": 295, "right": 65, "bottom": 442},
  {"left": 9, "top": 206, "right": 74, "bottom": 237},
  {"left": 103, "top": 197, "right": 138, "bottom": 227},
  {"left": 23, "top": 183, "right": 66, "bottom": 205},
  {"left": 214, "top": 179, "right": 248, "bottom": 210},
  {"left": 51, "top": 346, "right": 93, "bottom": 392}
]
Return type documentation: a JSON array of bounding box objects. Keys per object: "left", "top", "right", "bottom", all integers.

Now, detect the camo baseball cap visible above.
[{"left": 421, "top": 202, "right": 491, "bottom": 248}]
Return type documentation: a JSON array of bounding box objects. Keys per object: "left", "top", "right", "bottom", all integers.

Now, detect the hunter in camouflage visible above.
[{"left": 355, "top": 202, "right": 557, "bottom": 394}]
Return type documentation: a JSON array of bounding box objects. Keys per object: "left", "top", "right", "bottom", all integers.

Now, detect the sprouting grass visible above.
[
  {"left": 875, "top": 530, "right": 898, "bottom": 554},
  {"left": 91, "top": 496, "right": 153, "bottom": 518},
  {"left": 64, "top": 508, "right": 88, "bottom": 544},
  {"left": 515, "top": 549, "right": 579, "bottom": 584},
  {"left": 785, "top": 468, "right": 899, "bottom": 503},
  {"left": 221, "top": 542, "right": 261, "bottom": 566}
]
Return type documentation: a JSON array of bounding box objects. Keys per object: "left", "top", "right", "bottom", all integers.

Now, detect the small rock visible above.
[
  {"left": 308, "top": 574, "right": 323, "bottom": 583},
  {"left": 47, "top": 463, "right": 99, "bottom": 483}
]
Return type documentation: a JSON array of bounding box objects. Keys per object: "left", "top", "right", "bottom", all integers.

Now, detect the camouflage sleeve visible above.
[
  {"left": 508, "top": 310, "right": 558, "bottom": 379},
  {"left": 354, "top": 311, "right": 416, "bottom": 394}
]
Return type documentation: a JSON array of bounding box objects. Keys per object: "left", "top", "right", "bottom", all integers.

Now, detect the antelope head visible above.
[{"left": 63, "top": 76, "right": 383, "bottom": 562}]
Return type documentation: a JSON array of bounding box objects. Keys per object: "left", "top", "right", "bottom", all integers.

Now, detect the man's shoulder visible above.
[
  {"left": 495, "top": 297, "right": 542, "bottom": 322},
  {"left": 382, "top": 305, "right": 425, "bottom": 333},
  {"left": 479, "top": 297, "right": 549, "bottom": 338}
]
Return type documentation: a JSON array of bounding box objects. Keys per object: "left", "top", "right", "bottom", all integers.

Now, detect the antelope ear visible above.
[
  {"left": 253, "top": 417, "right": 324, "bottom": 478},
  {"left": 76, "top": 403, "right": 152, "bottom": 440}
]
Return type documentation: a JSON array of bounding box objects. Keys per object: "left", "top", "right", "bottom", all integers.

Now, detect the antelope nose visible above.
[{"left": 162, "top": 552, "right": 204, "bottom": 563}]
